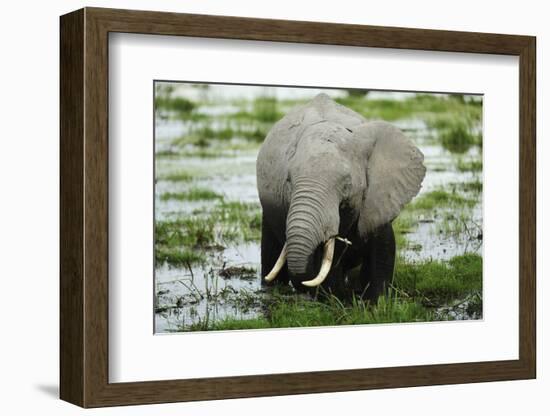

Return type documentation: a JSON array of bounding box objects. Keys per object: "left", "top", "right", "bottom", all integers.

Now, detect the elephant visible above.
[{"left": 256, "top": 93, "right": 426, "bottom": 301}]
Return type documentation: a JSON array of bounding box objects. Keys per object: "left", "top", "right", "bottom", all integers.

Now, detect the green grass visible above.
[
  {"left": 393, "top": 214, "right": 417, "bottom": 234},
  {"left": 179, "top": 251, "right": 483, "bottom": 331},
  {"left": 209, "top": 200, "right": 262, "bottom": 242},
  {"left": 457, "top": 159, "right": 483, "bottom": 172},
  {"left": 268, "top": 293, "right": 433, "bottom": 327},
  {"left": 335, "top": 97, "right": 413, "bottom": 120},
  {"left": 166, "top": 124, "right": 264, "bottom": 158},
  {"left": 155, "top": 199, "right": 262, "bottom": 266},
  {"left": 428, "top": 163, "right": 447, "bottom": 172},
  {"left": 156, "top": 217, "right": 216, "bottom": 249},
  {"left": 155, "top": 96, "right": 195, "bottom": 115},
  {"left": 333, "top": 94, "right": 482, "bottom": 155},
  {"left": 172, "top": 124, "right": 269, "bottom": 147},
  {"left": 393, "top": 253, "right": 482, "bottom": 306},
  {"left": 346, "top": 295, "right": 433, "bottom": 324},
  {"left": 425, "top": 108, "right": 482, "bottom": 154},
  {"left": 232, "top": 96, "right": 283, "bottom": 123},
  {"left": 402, "top": 187, "right": 481, "bottom": 240},
  {"left": 252, "top": 96, "right": 282, "bottom": 122},
  {"left": 185, "top": 290, "right": 434, "bottom": 331},
  {"left": 155, "top": 149, "right": 179, "bottom": 158},
  {"left": 451, "top": 179, "right": 483, "bottom": 194},
  {"left": 334, "top": 93, "right": 481, "bottom": 123},
  {"left": 198, "top": 201, "right": 261, "bottom": 233},
  {"left": 156, "top": 148, "right": 227, "bottom": 159},
  {"left": 159, "top": 171, "right": 195, "bottom": 182},
  {"left": 167, "top": 250, "right": 482, "bottom": 331},
  {"left": 440, "top": 123, "right": 479, "bottom": 154},
  {"left": 407, "top": 189, "right": 476, "bottom": 211},
  {"left": 160, "top": 188, "right": 223, "bottom": 201},
  {"left": 193, "top": 126, "right": 234, "bottom": 141},
  {"left": 189, "top": 317, "right": 269, "bottom": 331},
  {"left": 237, "top": 126, "right": 269, "bottom": 142}
]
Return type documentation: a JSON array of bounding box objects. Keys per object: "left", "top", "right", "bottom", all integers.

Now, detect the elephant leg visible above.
[
  {"left": 261, "top": 214, "right": 289, "bottom": 286},
  {"left": 320, "top": 265, "right": 347, "bottom": 299},
  {"left": 360, "top": 223, "right": 396, "bottom": 303}
]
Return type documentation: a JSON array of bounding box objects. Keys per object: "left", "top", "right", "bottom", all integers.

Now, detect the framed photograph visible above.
[{"left": 60, "top": 7, "right": 536, "bottom": 408}]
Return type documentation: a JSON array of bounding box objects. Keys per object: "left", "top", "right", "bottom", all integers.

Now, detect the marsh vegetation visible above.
[{"left": 154, "top": 84, "right": 483, "bottom": 332}]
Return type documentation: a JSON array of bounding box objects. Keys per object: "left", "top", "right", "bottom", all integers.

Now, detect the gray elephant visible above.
[{"left": 256, "top": 93, "right": 426, "bottom": 301}]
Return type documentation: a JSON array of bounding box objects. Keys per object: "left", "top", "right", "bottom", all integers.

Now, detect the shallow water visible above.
[
  {"left": 154, "top": 93, "right": 483, "bottom": 331},
  {"left": 401, "top": 204, "right": 482, "bottom": 261},
  {"left": 155, "top": 243, "right": 262, "bottom": 332}
]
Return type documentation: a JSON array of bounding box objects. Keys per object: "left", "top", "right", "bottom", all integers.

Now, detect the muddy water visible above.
[{"left": 154, "top": 108, "right": 482, "bottom": 332}]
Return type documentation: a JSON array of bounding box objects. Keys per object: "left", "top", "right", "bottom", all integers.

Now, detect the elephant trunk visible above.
[{"left": 285, "top": 177, "right": 339, "bottom": 278}]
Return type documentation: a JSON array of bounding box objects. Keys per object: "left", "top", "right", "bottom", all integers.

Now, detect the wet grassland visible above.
[{"left": 154, "top": 86, "right": 483, "bottom": 332}]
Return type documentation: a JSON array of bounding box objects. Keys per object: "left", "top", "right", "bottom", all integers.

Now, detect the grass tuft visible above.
[
  {"left": 440, "top": 123, "right": 478, "bottom": 154},
  {"left": 160, "top": 188, "right": 223, "bottom": 201},
  {"left": 155, "top": 199, "right": 262, "bottom": 266},
  {"left": 394, "top": 253, "right": 482, "bottom": 306},
  {"left": 456, "top": 159, "right": 483, "bottom": 173},
  {"left": 450, "top": 180, "right": 483, "bottom": 194},
  {"left": 159, "top": 171, "right": 195, "bottom": 182},
  {"left": 155, "top": 96, "right": 195, "bottom": 115},
  {"left": 408, "top": 189, "right": 475, "bottom": 211},
  {"left": 186, "top": 289, "right": 435, "bottom": 331}
]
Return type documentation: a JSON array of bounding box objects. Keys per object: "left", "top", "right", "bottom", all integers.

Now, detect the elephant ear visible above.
[{"left": 356, "top": 121, "right": 426, "bottom": 236}]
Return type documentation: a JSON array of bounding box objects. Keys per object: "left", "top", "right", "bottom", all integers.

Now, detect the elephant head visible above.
[{"left": 257, "top": 93, "right": 426, "bottom": 288}]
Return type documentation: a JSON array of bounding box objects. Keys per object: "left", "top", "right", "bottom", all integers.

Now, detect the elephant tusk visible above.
[
  {"left": 264, "top": 243, "right": 287, "bottom": 282},
  {"left": 302, "top": 238, "right": 335, "bottom": 287},
  {"left": 336, "top": 236, "right": 352, "bottom": 246}
]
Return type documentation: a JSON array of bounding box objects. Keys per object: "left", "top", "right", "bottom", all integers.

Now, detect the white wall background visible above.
[{"left": 0, "top": 0, "right": 545, "bottom": 414}]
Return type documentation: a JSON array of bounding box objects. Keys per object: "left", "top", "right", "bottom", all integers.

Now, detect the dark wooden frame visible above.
[{"left": 60, "top": 7, "right": 536, "bottom": 408}]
